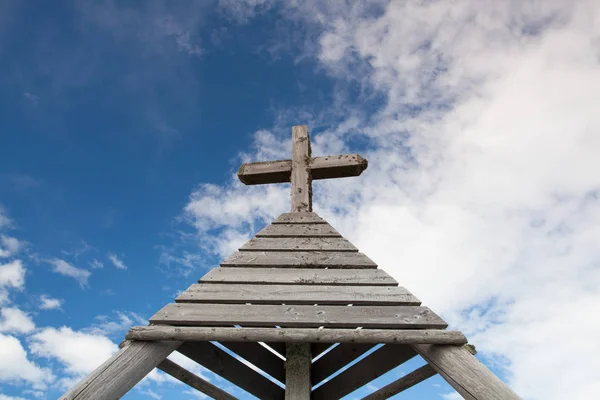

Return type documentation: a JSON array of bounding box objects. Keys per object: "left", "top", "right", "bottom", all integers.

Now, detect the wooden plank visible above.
[
  {"left": 238, "top": 159, "right": 291, "bottom": 185},
  {"left": 361, "top": 363, "right": 437, "bottom": 400},
  {"left": 291, "top": 125, "right": 312, "bottom": 212},
  {"left": 312, "top": 343, "right": 375, "bottom": 384},
  {"left": 157, "top": 358, "right": 237, "bottom": 400},
  {"left": 178, "top": 341, "right": 284, "bottom": 400},
  {"left": 177, "top": 284, "right": 420, "bottom": 305},
  {"left": 413, "top": 344, "right": 520, "bottom": 400},
  {"left": 149, "top": 304, "right": 448, "bottom": 329},
  {"left": 273, "top": 212, "right": 325, "bottom": 224},
  {"left": 200, "top": 267, "right": 396, "bottom": 286},
  {"left": 221, "top": 251, "right": 376, "bottom": 268},
  {"left": 312, "top": 345, "right": 417, "bottom": 400},
  {"left": 127, "top": 326, "right": 467, "bottom": 345},
  {"left": 237, "top": 154, "right": 367, "bottom": 185},
  {"left": 60, "top": 340, "right": 181, "bottom": 400},
  {"left": 219, "top": 342, "right": 285, "bottom": 382},
  {"left": 256, "top": 223, "right": 340, "bottom": 237},
  {"left": 285, "top": 344, "right": 311, "bottom": 400},
  {"left": 240, "top": 237, "right": 357, "bottom": 252},
  {"left": 310, "top": 154, "right": 368, "bottom": 180}
]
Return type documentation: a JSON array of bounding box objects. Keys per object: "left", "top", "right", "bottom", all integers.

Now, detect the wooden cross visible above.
[{"left": 238, "top": 125, "right": 368, "bottom": 212}]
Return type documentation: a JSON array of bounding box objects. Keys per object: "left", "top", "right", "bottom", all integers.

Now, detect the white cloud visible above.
[
  {"left": 89, "top": 258, "right": 104, "bottom": 269},
  {"left": 0, "top": 394, "right": 28, "bottom": 400},
  {"left": 87, "top": 311, "right": 146, "bottom": 337},
  {"left": 108, "top": 253, "right": 127, "bottom": 270},
  {"left": 180, "top": 1, "right": 600, "bottom": 399},
  {"left": 0, "top": 307, "right": 35, "bottom": 334},
  {"left": 39, "top": 295, "right": 62, "bottom": 310},
  {"left": 0, "top": 333, "right": 53, "bottom": 390},
  {"left": 48, "top": 259, "right": 91, "bottom": 287},
  {"left": 0, "top": 235, "right": 23, "bottom": 258},
  {"left": 0, "top": 206, "right": 12, "bottom": 229},
  {"left": 0, "top": 260, "right": 26, "bottom": 304},
  {"left": 28, "top": 326, "right": 118, "bottom": 378}
]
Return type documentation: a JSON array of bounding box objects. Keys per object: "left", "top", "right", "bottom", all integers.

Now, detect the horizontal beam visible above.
[
  {"left": 157, "top": 358, "right": 237, "bottom": 400},
  {"left": 238, "top": 154, "right": 368, "bottom": 185},
  {"left": 126, "top": 326, "right": 467, "bottom": 344}
]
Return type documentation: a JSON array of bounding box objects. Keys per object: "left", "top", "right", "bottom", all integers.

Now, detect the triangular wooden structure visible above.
[{"left": 61, "top": 126, "right": 519, "bottom": 399}]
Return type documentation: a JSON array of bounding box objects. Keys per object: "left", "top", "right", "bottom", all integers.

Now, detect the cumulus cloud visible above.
[
  {"left": 0, "top": 260, "right": 26, "bottom": 304},
  {"left": 180, "top": 1, "right": 600, "bottom": 399},
  {"left": 48, "top": 259, "right": 91, "bottom": 287},
  {"left": 39, "top": 295, "right": 62, "bottom": 310},
  {"left": 0, "top": 307, "right": 35, "bottom": 334},
  {"left": 107, "top": 253, "right": 127, "bottom": 270},
  {"left": 0, "top": 235, "right": 23, "bottom": 258},
  {"left": 0, "top": 334, "right": 53, "bottom": 390}
]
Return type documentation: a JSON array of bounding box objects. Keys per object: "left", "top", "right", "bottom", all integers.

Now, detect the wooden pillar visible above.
[
  {"left": 60, "top": 340, "right": 181, "bottom": 400},
  {"left": 291, "top": 125, "right": 312, "bottom": 212},
  {"left": 285, "top": 343, "right": 311, "bottom": 399},
  {"left": 413, "top": 344, "right": 521, "bottom": 400}
]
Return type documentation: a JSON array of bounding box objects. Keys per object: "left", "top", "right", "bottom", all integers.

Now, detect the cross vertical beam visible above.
[
  {"left": 291, "top": 125, "right": 312, "bottom": 212},
  {"left": 285, "top": 343, "right": 312, "bottom": 399}
]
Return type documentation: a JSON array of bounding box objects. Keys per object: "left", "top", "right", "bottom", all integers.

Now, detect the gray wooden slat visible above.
[
  {"left": 273, "top": 212, "right": 325, "bottom": 224},
  {"left": 237, "top": 159, "right": 291, "bottom": 185},
  {"left": 312, "top": 343, "right": 376, "bottom": 384},
  {"left": 177, "top": 284, "right": 420, "bottom": 305},
  {"left": 219, "top": 342, "right": 284, "bottom": 382},
  {"left": 312, "top": 345, "right": 417, "bottom": 400},
  {"left": 256, "top": 223, "right": 340, "bottom": 237},
  {"left": 291, "top": 125, "right": 312, "bottom": 212},
  {"left": 150, "top": 304, "right": 447, "bottom": 329},
  {"left": 200, "top": 267, "right": 396, "bottom": 285},
  {"left": 240, "top": 237, "right": 357, "bottom": 252},
  {"left": 177, "top": 342, "right": 284, "bottom": 400},
  {"left": 157, "top": 358, "right": 237, "bottom": 400},
  {"left": 285, "top": 344, "right": 311, "bottom": 399},
  {"left": 221, "top": 251, "right": 377, "bottom": 268},
  {"left": 413, "top": 344, "right": 520, "bottom": 400}
]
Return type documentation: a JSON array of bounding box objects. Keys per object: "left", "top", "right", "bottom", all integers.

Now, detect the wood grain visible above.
[
  {"left": 312, "top": 345, "right": 417, "bottom": 400},
  {"left": 200, "top": 267, "right": 396, "bottom": 286},
  {"left": 177, "top": 283, "right": 420, "bottom": 305},
  {"left": 149, "top": 303, "right": 448, "bottom": 329},
  {"left": 178, "top": 341, "right": 284, "bottom": 400},
  {"left": 273, "top": 212, "right": 325, "bottom": 224},
  {"left": 221, "top": 251, "right": 377, "bottom": 268},
  {"left": 256, "top": 223, "right": 340, "bottom": 237},
  {"left": 240, "top": 237, "right": 357, "bottom": 252},
  {"left": 126, "top": 326, "right": 467, "bottom": 345},
  {"left": 284, "top": 343, "right": 311, "bottom": 400},
  {"left": 291, "top": 125, "right": 312, "bottom": 212}
]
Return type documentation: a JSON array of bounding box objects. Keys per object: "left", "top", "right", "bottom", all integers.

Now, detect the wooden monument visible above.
[{"left": 62, "top": 126, "right": 519, "bottom": 399}]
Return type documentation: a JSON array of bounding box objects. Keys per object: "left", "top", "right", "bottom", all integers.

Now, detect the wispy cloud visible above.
[
  {"left": 107, "top": 253, "right": 127, "bottom": 270},
  {"left": 48, "top": 259, "right": 91, "bottom": 287},
  {"left": 88, "top": 259, "right": 104, "bottom": 269},
  {"left": 39, "top": 295, "right": 63, "bottom": 311},
  {"left": 0, "top": 235, "right": 24, "bottom": 258},
  {"left": 0, "top": 260, "right": 26, "bottom": 304}
]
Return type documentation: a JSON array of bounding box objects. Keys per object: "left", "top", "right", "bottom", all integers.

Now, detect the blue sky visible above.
[{"left": 2, "top": 1, "right": 600, "bottom": 400}]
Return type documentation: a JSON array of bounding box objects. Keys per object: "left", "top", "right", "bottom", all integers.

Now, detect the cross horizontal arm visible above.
[{"left": 238, "top": 154, "right": 368, "bottom": 185}]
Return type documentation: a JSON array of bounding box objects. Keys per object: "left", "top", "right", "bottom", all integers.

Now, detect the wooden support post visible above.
[
  {"left": 285, "top": 343, "right": 311, "bottom": 400},
  {"left": 60, "top": 340, "right": 181, "bottom": 400},
  {"left": 413, "top": 344, "right": 521, "bottom": 400},
  {"left": 157, "top": 358, "right": 237, "bottom": 400},
  {"left": 291, "top": 125, "right": 312, "bottom": 212}
]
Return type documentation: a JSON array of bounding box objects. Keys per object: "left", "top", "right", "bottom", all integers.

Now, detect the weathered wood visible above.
[
  {"left": 178, "top": 341, "right": 284, "bottom": 400},
  {"left": 178, "top": 283, "right": 419, "bottom": 305},
  {"left": 240, "top": 237, "right": 357, "bottom": 252},
  {"left": 361, "top": 363, "right": 437, "bottom": 400},
  {"left": 221, "top": 251, "right": 377, "bottom": 268},
  {"left": 312, "top": 343, "right": 375, "bottom": 384},
  {"left": 285, "top": 343, "right": 311, "bottom": 400},
  {"left": 200, "top": 267, "right": 397, "bottom": 286},
  {"left": 219, "top": 341, "right": 285, "bottom": 382},
  {"left": 273, "top": 212, "right": 325, "bottom": 224},
  {"left": 157, "top": 358, "right": 237, "bottom": 400},
  {"left": 60, "top": 340, "right": 181, "bottom": 400},
  {"left": 291, "top": 125, "right": 311, "bottom": 212},
  {"left": 149, "top": 303, "right": 447, "bottom": 329},
  {"left": 256, "top": 223, "right": 340, "bottom": 237},
  {"left": 312, "top": 345, "right": 417, "bottom": 400},
  {"left": 310, "top": 154, "right": 368, "bottom": 180},
  {"left": 127, "top": 326, "right": 466, "bottom": 344},
  {"left": 413, "top": 344, "right": 521, "bottom": 400},
  {"left": 237, "top": 154, "right": 367, "bottom": 185}
]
